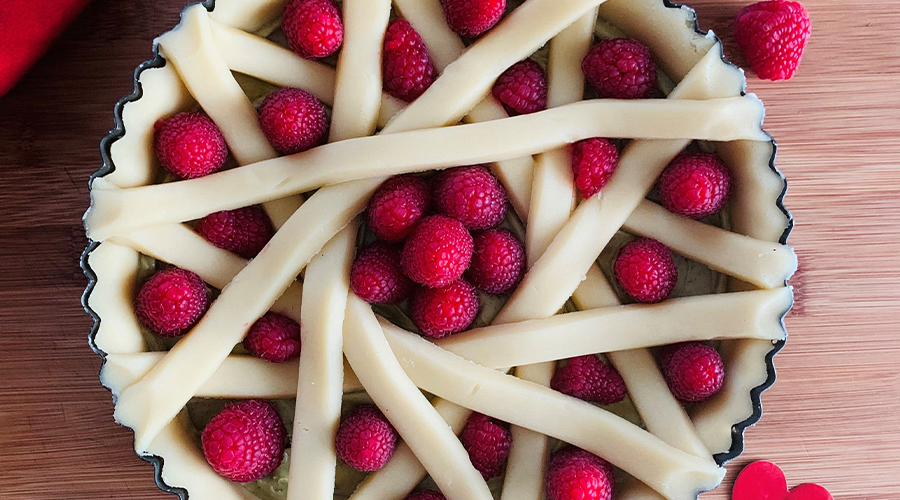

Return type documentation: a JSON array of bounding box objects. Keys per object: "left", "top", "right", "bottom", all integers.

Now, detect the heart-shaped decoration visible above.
[{"left": 733, "top": 461, "right": 833, "bottom": 500}]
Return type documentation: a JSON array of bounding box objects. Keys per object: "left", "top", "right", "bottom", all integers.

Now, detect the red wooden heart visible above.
[{"left": 733, "top": 461, "right": 833, "bottom": 500}]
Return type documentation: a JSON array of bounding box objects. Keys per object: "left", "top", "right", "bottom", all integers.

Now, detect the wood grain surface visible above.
[{"left": 0, "top": 0, "right": 898, "bottom": 499}]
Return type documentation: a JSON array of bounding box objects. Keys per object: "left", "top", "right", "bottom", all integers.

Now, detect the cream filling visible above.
[
  {"left": 287, "top": 224, "right": 357, "bottom": 500},
  {"left": 381, "top": 0, "right": 612, "bottom": 133},
  {"left": 342, "top": 296, "right": 493, "bottom": 500},
  {"left": 623, "top": 200, "right": 797, "bottom": 289},
  {"left": 88, "top": 242, "right": 148, "bottom": 354},
  {"left": 493, "top": 44, "right": 754, "bottom": 326},
  {"left": 87, "top": 97, "right": 765, "bottom": 241},
  {"left": 435, "top": 288, "right": 792, "bottom": 368},
  {"left": 380, "top": 321, "right": 726, "bottom": 500},
  {"left": 102, "top": 352, "right": 363, "bottom": 398}
]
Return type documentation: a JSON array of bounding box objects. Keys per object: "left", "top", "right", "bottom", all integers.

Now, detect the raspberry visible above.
[
  {"left": 551, "top": 355, "right": 626, "bottom": 405},
  {"left": 367, "top": 175, "right": 431, "bottom": 242},
  {"left": 491, "top": 59, "right": 547, "bottom": 116},
  {"left": 466, "top": 229, "right": 525, "bottom": 294},
  {"left": 734, "top": 0, "right": 811, "bottom": 81},
  {"left": 433, "top": 165, "right": 507, "bottom": 231},
  {"left": 410, "top": 279, "right": 479, "bottom": 338},
  {"left": 582, "top": 38, "right": 657, "bottom": 99},
  {"left": 335, "top": 405, "right": 398, "bottom": 472},
  {"left": 546, "top": 448, "right": 615, "bottom": 500},
  {"left": 153, "top": 112, "right": 228, "bottom": 180},
  {"left": 613, "top": 238, "right": 677, "bottom": 304},
  {"left": 401, "top": 215, "right": 473, "bottom": 287},
  {"left": 350, "top": 242, "right": 414, "bottom": 304},
  {"left": 657, "top": 152, "right": 731, "bottom": 219},
  {"left": 195, "top": 206, "right": 274, "bottom": 259},
  {"left": 282, "top": 0, "right": 343, "bottom": 59},
  {"left": 258, "top": 87, "right": 329, "bottom": 155},
  {"left": 201, "top": 400, "right": 286, "bottom": 482},
  {"left": 441, "top": 0, "right": 506, "bottom": 38},
  {"left": 571, "top": 138, "right": 619, "bottom": 198},
  {"left": 135, "top": 268, "right": 209, "bottom": 337},
  {"left": 660, "top": 342, "right": 725, "bottom": 402},
  {"left": 383, "top": 19, "right": 436, "bottom": 102},
  {"left": 242, "top": 312, "right": 302, "bottom": 363},
  {"left": 405, "top": 491, "right": 446, "bottom": 500},
  {"left": 460, "top": 412, "right": 512, "bottom": 479}
]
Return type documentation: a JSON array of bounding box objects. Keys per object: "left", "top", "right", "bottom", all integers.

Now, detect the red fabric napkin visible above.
[{"left": 0, "top": 0, "right": 92, "bottom": 97}]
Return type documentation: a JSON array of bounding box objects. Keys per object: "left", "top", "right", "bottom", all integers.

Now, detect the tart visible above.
[{"left": 82, "top": 0, "right": 796, "bottom": 499}]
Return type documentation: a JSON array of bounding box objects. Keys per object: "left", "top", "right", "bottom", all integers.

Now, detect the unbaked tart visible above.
[{"left": 82, "top": 0, "right": 797, "bottom": 499}]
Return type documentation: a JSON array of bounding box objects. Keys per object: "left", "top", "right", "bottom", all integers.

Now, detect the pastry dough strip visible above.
[
  {"left": 380, "top": 321, "right": 726, "bottom": 500},
  {"left": 343, "top": 295, "right": 493, "bottom": 500}
]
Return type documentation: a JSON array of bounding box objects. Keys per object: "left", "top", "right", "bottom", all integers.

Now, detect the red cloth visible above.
[{"left": 0, "top": 0, "right": 92, "bottom": 97}]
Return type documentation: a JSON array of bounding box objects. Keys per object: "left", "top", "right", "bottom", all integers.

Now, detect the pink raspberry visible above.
[
  {"left": 135, "top": 268, "right": 209, "bottom": 337},
  {"left": 195, "top": 206, "right": 274, "bottom": 259},
  {"left": 367, "top": 175, "right": 431, "bottom": 242},
  {"left": 405, "top": 491, "right": 446, "bottom": 500},
  {"left": 660, "top": 342, "right": 725, "bottom": 402},
  {"left": 441, "top": 0, "right": 506, "bottom": 38},
  {"left": 201, "top": 400, "right": 286, "bottom": 482},
  {"left": 734, "top": 0, "right": 811, "bottom": 81},
  {"left": 350, "top": 241, "right": 414, "bottom": 304},
  {"left": 242, "top": 312, "right": 302, "bottom": 363},
  {"left": 433, "top": 165, "right": 507, "bottom": 231},
  {"left": 258, "top": 87, "right": 329, "bottom": 155},
  {"left": 491, "top": 59, "right": 547, "bottom": 116},
  {"left": 153, "top": 112, "right": 228, "bottom": 180},
  {"left": 282, "top": 0, "right": 343, "bottom": 59},
  {"left": 401, "top": 215, "right": 473, "bottom": 288},
  {"left": 546, "top": 447, "right": 615, "bottom": 500},
  {"left": 551, "top": 355, "right": 626, "bottom": 405},
  {"left": 582, "top": 38, "right": 657, "bottom": 99},
  {"left": 614, "top": 238, "right": 677, "bottom": 304},
  {"left": 460, "top": 412, "right": 512, "bottom": 479},
  {"left": 335, "top": 405, "right": 398, "bottom": 472},
  {"left": 410, "top": 279, "right": 479, "bottom": 338},
  {"left": 383, "top": 19, "right": 436, "bottom": 102},
  {"left": 571, "top": 138, "right": 619, "bottom": 198},
  {"left": 466, "top": 229, "right": 525, "bottom": 294},
  {"left": 657, "top": 152, "right": 731, "bottom": 219}
]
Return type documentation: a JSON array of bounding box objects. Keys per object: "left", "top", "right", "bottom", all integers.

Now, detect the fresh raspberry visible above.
[
  {"left": 582, "top": 38, "right": 657, "bottom": 99},
  {"left": 195, "top": 206, "right": 274, "bottom": 259},
  {"left": 466, "top": 229, "right": 525, "bottom": 294},
  {"left": 258, "top": 87, "right": 329, "bottom": 155},
  {"left": 401, "top": 215, "right": 473, "bottom": 287},
  {"left": 201, "top": 400, "right": 286, "bottom": 482},
  {"left": 410, "top": 279, "right": 479, "bottom": 338},
  {"left": 433, "top": 166, "right": 507, "bottom": 230},
  {"left": 657, "top": 152, "right": 731, "bottom": 219},
  {"left": 571, "top": 138, "right": 619, "bottom": 198},
  {"left": 460, "top": 412, "right": 512, "bottom": 479},
  {"left": 383, "top": 19, "right": 436, "bottom": 102},
  {"left": 614, "top": 238, "right": 677, "bottom": 304},
  {"left": 734, "top": 0, "right": 811, "bottom": 81},
  {"left": 282, "top": 0, "right": 343, "bottom": 59},
  {"left": 242, "top": 312, "right": 302, "bottom": 363},
  {"left": 660, "top": 342, "right": 725, "bottom": 402},
  {"left": 367, "top": 175, "right": 431, "bottom": 242},
  {"left": 335, "top": 405, "right": 398, "bottom": 472},
  {"left": 153, "top": 112, "right": 228, "bottom": 180},
  {"left": 405, "top": 491, "right": 446, "bottom": 500},
  {"left": 551, "top": 355, "right": 626, "bottom": 405},
  {"left": 441, "top": 0, "right": 506, "bottom": 38},
  {"left": 350, "top": 242, "right": 414, "bottom": 304},
  {"left": 546, "top": 448, "right": 615, "bottom": 500},
  {"left": 135, "top": 268, "right": 209, "bottom": 337},
  {"left": 491, "top": 59, "right": 547, "bottom": 116}
]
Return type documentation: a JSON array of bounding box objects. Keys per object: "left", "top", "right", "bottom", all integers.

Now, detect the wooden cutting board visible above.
[{"left": 0, "top": 0, "right": 897, "bottom": 498}]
